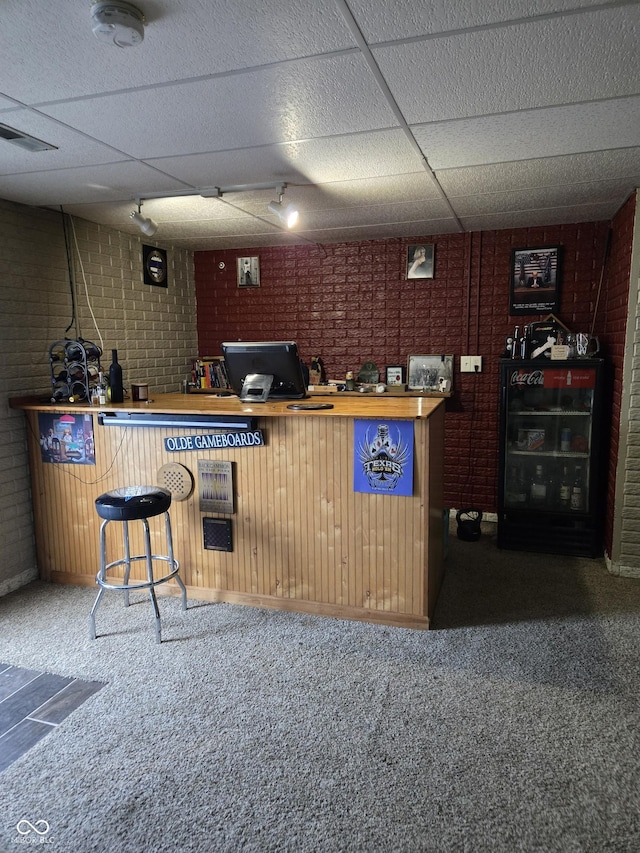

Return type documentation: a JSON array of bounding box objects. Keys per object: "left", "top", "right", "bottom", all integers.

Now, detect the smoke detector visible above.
[{"left": 91, "top": 2, "right": 145, "bottom": 47}]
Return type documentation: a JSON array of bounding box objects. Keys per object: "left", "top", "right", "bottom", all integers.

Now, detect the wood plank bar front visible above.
[{"left": 12, "top": 393, "right": 445, "bottom": 629}]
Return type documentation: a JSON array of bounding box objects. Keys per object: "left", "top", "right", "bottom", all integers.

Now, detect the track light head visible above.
[
  {"left": 268, "top": 198, "right": 299, "bottom": 228},
  {"left": 130, "top": 210, "right": 158, "bottom": 237}
]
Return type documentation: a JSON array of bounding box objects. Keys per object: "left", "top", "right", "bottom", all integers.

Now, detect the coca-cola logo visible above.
[{"left": 510, "top": 369, "right": 543, "bottom": 386}]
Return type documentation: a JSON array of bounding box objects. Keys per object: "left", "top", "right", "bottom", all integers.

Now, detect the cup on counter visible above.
[{"left": 131, "top": 383, "right": 149, "bottom": 401}]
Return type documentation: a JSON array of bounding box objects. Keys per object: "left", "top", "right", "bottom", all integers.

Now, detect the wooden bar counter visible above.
[{"left": 12, "top": 392, "right": 445, "bottom": 629}]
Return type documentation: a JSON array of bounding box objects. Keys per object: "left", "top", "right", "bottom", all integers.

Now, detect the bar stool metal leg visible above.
[
  {"left": 141, "top": 518, "right": 162, "bottom": 644},
  {"left": 165, "top": 511, "right": 187, "bottom": 611},
  {"left": 122, "top": 519, "right": 132, "bottom": 608}
]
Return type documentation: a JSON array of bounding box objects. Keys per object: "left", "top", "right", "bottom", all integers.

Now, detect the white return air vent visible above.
[{"left": 0, "top": 124, "right": 57, "bottom": 153}]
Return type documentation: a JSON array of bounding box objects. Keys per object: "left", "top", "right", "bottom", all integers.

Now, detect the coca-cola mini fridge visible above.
[{"left": 498, "top": 358, "right": 606, "bottom": 557}]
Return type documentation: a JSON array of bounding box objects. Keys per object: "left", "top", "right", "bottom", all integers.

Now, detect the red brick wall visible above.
[
  {"left": 601, "top": 193, "right": 637, "bottom": 554},
  {"left": 195, "top": 218, "right": 621, "bottom": 515}
]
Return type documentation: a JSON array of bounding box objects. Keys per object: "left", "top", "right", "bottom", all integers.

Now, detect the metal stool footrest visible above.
[{"left": 97, "top": 554, "right": 181, "bottom": 592}]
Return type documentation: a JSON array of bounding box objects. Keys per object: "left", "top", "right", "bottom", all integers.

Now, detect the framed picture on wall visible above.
[
  {"left": 510, "top": 245, "right": 562, "bottom": 315},
  {"left": 407, "top": 244, "right": 434, "bottom": 279},
  {"left": 237, "top": 256, "right": 260, "bottom": 288},
  {"left": 407, "top": 354, "right": 454, "bottom": 392}
]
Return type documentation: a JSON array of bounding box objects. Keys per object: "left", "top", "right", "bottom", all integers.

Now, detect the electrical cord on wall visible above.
[
  {"left": 65, "top": 211, "right": 105, "bottom": 354},
  {"left": 60, "top": 208, "right": 77, "bottom": 337}
]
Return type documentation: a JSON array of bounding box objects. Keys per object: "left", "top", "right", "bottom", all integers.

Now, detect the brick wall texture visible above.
[
  {"left": 0, "top": 198, "right": 197, "bottom": 593},
  {"left": 195, "top": 211, "right": 635, "bottom": 555}
]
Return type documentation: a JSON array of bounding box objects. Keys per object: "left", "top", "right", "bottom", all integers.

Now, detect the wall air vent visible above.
[{"left": 0, "top": 124, "right": 57, "bottom": 152}]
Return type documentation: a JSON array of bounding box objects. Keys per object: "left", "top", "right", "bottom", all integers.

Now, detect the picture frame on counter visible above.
[
  {"left": 386, "top": 366, "right": 405, "bottom": 385},
  {"left": 406, "top": 244, "right": 434, "bottom": 279},
  {"left": 237, "top": 256, "right": 260, "bottom": 288},
  {"left": 407, "top": 354, "right": 454, "bottom": 392},
  {"left": 510, "top": 245, "right": 562, "bottom": 316}
]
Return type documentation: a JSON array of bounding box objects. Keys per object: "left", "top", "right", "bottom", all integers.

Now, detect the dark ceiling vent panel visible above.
[{"left": 0, "top": 124, "right": 57, "bottom": 152}]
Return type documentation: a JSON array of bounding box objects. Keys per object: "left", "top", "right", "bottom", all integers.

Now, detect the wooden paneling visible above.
[{"left": 19, "top": 395, "right": 445, "bottom": 629}]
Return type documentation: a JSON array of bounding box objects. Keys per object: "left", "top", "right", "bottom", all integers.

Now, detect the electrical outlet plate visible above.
[{"left": 461, "top": 356, "right": 483, "bottom": 373}]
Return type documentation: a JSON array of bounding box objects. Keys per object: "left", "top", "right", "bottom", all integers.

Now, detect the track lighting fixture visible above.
[
  {"left": 133, "top": 181, "right": 301, "bottom": 233},
  {"left": 130, "top": 204, "right": 158, "bottom": 237},
  {"left": 267, "top": 184, "right": 299, "bottom": 228}
]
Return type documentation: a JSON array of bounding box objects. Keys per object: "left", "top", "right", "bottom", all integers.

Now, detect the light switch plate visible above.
[{"left": 461, "top": 356, "right": 483, "bottom": 372}]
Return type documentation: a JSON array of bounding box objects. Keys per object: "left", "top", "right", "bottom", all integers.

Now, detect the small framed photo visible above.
[
  {"left": 510, "top": 245, "right": 562, "bottom": 315},
  {"left": 408, "top": 354, "right": 454, "bottom": 392},
  {"left": 407, "top": 244, "right": 434, "bottom": 279},
  {"left": 386, "top": 366, "right": 405, "bottom": 385},
  {"left": 237, "top": 256, "right": 260, "bottom": 288}
]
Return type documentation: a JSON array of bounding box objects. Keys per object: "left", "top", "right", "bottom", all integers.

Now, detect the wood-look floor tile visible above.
[
  {"left": 0, "top": 718, "right": 53, "bottom": 772},
  {"left": 32, "top": 679, "right": 104, "bottom": 725},
  {"left": 0, "top": 672, "right": 72, "bottom": 736},
  {"left": 0, "top": 665, "right": 41, "bottom": 701}
]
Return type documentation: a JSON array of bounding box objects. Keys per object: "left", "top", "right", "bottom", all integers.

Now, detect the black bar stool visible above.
[{"left": 89, "top": 486, "right": 187, "bottom": 643}]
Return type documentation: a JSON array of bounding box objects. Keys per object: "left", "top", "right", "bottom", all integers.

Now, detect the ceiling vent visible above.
[
  {"left": 0, "top": 124, "right": 57, "bottom": 152},
  {"left": 91, "top": 1, "right": 145, "bottom": 47}
]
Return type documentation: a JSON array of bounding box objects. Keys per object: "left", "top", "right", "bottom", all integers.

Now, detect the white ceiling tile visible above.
[
  {"left": 0, "top": 0, "right": 356, "bottom": 104},
  {"left": 0, "top": 110, "right": 132, "bottom": 174},
  {"left": 412, "top": 97, "right": 640, "bottom": 169},
  {"left": 39, "top": 54, "right": 397, "bottom": 158},
  {"left": 348, "top": 0, "right": 611, "bottom": 42},
  {"left": 373, "top": 7, "right": 640, "bottom": 122},
  {"left": 460, "top": 201, "right": 620, "bottom": 231},
  {"left": 0, "top": 162, "right": 190, "bottom": 206},
  {"left": 450, "top": 179, "right": 634, "bottom": 217},
  {"left": 147, "top": 129, "right": 423, "bottom": 187},
  {"left": 438, "top": 149, "right": 640, "bottom": 196}
]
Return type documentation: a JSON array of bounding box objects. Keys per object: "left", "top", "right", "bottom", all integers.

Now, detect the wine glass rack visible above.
[{"left": 49, "top": 338, "right": 102, "bottom": 403}]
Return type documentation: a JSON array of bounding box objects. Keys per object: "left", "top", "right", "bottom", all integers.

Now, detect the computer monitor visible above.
[{"left": 221, "top": 341, "right": 307, "bottom": 401}]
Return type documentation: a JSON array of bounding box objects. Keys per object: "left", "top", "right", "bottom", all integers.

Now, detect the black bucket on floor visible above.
[{"left": 456, "top": 508, "right": 483, "bottom": 541}]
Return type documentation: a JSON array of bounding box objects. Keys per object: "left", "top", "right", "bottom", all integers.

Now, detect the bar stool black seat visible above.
[{"left": 89, "top": 486, "right": 187, "bottom": 643}]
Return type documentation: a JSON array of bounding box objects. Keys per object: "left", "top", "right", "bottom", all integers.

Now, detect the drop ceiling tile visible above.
[
  {"left": 460, "top": 201, "right": 621, "bottom": 231},
  {"left": 40, "top": 54, "right": 397, "bottom": 159},
  {"left": 0, "top": 162, "right": 190, "bottom": 206},
  {"left": 0, "top": 110, "right": 132, "bottom": 174},
  {"left": 147, "top": 129, "right": 423, "bottom": 187},
  {"left": 373, "top": 7, "right": 640, "bottom": 122},
  {"left": 438, "top": 149, "right": 640, "bottom": 196},
  {"left": 449, "top": 179, "right": 633, "bottom": 217},
  {"left": 413, "top": 97, "right": 640, "bottom": 170},
  {"left": 1, "top": 0, "right": 356, "bottom": 104},
  {"left": 349, "top": 0, "right": 609, "bottom": 42}
]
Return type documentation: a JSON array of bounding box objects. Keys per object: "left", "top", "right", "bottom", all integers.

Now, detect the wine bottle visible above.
[{"left": 108, "top": 349, "right": 124, "bottom": 403}]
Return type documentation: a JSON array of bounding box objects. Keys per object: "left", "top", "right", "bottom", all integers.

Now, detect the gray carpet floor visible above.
[{"left": 1, "top": 525, "right": 639, "bottom": 852}]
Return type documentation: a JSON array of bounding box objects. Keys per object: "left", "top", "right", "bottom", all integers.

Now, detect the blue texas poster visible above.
[{"left": 353, "top": 419, "right": 414, "bottom": 496}]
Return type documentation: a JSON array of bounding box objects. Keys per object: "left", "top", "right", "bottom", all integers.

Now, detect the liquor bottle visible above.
[
  {"left": 108, "top": 349, "right": 124, "bottom": 403},
  {"left": 511, "top": 326, "right": 520, "bottom": 358},
  {"left": 559, "top": 465, "right": 571, "bottom": 508},
  {"left": 570, "top": 465, "right": 585, "bottom": 511},
  {"left": 530, "top": 464, "right": 547, "bottom": 505},
  {"left": 520, "top": 324, "right": 531, "bottom": 359}
]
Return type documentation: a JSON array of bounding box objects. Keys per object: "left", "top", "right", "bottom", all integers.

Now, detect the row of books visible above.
[{"left": 192, "top": 357, "right": 230, "bottom": 389}]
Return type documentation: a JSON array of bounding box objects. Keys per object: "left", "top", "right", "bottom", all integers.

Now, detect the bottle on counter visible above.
[
  {"left": 345, "top": 370, "right": 355, "bottom": 391},
  {"left": 108, "top": 349, "right": 124, "bottom": 403}
]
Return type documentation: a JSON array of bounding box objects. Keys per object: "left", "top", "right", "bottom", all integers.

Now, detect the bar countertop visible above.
[{"left": 11, "top": 391, "right": 445, "bottom": 420}]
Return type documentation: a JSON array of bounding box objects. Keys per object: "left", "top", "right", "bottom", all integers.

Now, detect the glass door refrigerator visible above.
[{"left": 498, "top": 358, "right": 606, "bottom": 557}]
